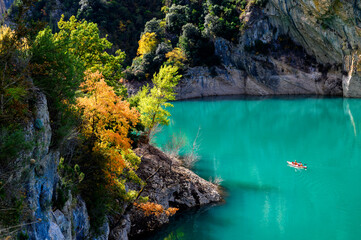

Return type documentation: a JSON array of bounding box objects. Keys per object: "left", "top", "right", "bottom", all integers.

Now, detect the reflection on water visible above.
[{"left": 151, "top": 96, "right": 361, "bottom": 240}]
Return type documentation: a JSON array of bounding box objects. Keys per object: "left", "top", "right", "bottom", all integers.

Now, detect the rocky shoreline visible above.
[
  {"left": 15, "top": 91, "right": 222, "bottom": 240},
  {"left": 110, "top": 144, "right": 222, "bottom": 239}
]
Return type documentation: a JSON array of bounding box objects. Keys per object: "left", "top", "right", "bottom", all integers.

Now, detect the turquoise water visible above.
[{"left": 151, "top": 96, "right": 361, "bottom": 240}]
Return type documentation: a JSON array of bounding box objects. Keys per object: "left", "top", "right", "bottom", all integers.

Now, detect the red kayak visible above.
[{"left": 287, "top": 161, "right": 307, "bottom": 169}]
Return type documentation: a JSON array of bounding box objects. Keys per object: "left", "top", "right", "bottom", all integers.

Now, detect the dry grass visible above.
[
  {"left": 149, "top": 124, "right": 163, "bottom": 145},
  {"left": 164, "top": 132, "right": 186, "bottom": 159},
  {"left": 182, "top": 128, "right": 201, "bottom": 169},
  {"left": 160, "top": 127, "right": 202, "bottom": 169},
  {"left": 209, "top": 176, "right": 223, "bottom": 186}
]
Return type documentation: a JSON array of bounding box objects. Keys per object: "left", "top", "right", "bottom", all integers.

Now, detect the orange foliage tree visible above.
[
  {"left": 76, "top": 71, "right": 141, "bottom": 190},
  {"left": 134, "top": 202, "right": 178, "bottom": 217},
  {"left": 77, "top": 71, "right": 178, "bottom": 220}
]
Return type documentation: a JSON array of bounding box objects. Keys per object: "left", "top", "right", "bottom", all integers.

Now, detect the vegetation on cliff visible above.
[{"left": 0, "top": 3, "right": 181, "bottom": 237}]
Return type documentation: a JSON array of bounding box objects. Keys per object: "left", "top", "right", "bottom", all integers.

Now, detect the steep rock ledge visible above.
[
  {"left": 110, "top": 144, "right": 222, "bottom": 239},
  {"left": 177, "top": 3, "right": 345, "bottom": 100},
  {"left": 16, "top": 91, "right": 94, "bottom": 240},
  {"left": 266, "top": 0, "right": 361, "bottom": 97}
]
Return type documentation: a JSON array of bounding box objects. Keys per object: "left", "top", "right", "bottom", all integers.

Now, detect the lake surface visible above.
[{"left": 151, "top": 96, "right": 361, "bottom": 240}]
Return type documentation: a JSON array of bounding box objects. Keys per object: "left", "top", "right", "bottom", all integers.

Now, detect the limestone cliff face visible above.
[
  {"left": 17, "top": 91, "right": 94, "bottom": 240},
  {"left": 178, "top": 1, "right": 361, "bottom": 99},
  {"left": 267, "top": 0, "right": 361, "bottom": 97}
]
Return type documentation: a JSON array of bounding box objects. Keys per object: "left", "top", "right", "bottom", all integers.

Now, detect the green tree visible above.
[
  {"left": 31, "top": 27, "right": 84, "bottom": 108},
  {"left": 31, "top": 15, "right": 128, "bottom": 143},
  {"left": 143, "top": 18, "right": 165, "bottom": 39},
  {"left": 31, "top": 27, "right": 84, "bottom": 143},
  {"left": 54, "top": 15, "right": 126, "bottom": 92},
  {"left": 137, "top": 65, "right": 181, "bottom": 141},
  {"left": 165, "top": 4, "right": 190, "bottom": 33},
  {"left": 179, "top": 23, "right": 202, "bottom": 65}
]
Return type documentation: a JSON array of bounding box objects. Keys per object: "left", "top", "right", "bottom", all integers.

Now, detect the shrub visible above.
[
  {"left": 0, "top": 127, "right": 32, "bottom": 166},
  {"left": 143, "top": 18, "right": 165, "bottom": 39},
  {"left": 179, "top": 23, "right": 217, "bottom": 66},
  {"left": 0, "top": 25, "right": 31, "bottom": 124},
  {"left": 165, "top": 4, "right": 190, "bottom": 33},
  {"left": 53, "top": 158, "right": 84, "bottom": 209},
  {"left": 154, "top": 42, "right": 173, "bottom": 65}
]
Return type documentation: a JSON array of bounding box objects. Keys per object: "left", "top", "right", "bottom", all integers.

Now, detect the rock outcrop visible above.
[
  {"left": 8, "top": 91, "right": 105, "bottom": 240},
  {"left": 267, "top": 0, "right": 361, "bottom": 97},
  {"left": 109, "top": 144, "right": 222, "bottom": 239},
  {"left": 177, "top": 1, "right": 361, "bottom": 99},
  {"left": 117, "top": 144, "right": 221, "bottom": 239},
  {"left": 0, "top": 0, "right": 5, "bottom": 16}
]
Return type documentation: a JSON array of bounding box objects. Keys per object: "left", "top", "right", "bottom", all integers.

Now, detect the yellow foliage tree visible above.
[
  {"left": 165, "top": 47, "right": 187, "bottom": 69},
  {"left": 137, "top": 32, "right": 159, "bottom": 56}
]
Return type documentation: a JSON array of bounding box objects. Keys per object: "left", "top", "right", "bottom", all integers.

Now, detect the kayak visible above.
[{"left": 287, "top": 161, "right": 307, "bottom": 169}]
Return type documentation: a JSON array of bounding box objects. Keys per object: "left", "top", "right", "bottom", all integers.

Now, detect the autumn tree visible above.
[
  {"left": 165, "top": 47, "right": 187, "bottom": 70},
  {"left": 76, "top": 71, "right": 141, "bottom": 195},
  {"left": 137, "top": 32, "right": 159, "bottom": 57},
  {"left": 134, "top": 202, "right": 178, "bottom": 217},
  {"left": 75, "top": 71, "right": 144, "bottom": 228},
  {"left": 137, "top": 65, "right": 181, "bottom": 141}
]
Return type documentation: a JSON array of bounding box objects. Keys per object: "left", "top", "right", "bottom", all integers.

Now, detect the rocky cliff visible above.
[
  {"left": 123, "top": 144, "right": 221, "bottom": 239},
  {"left": 177, "top": 0, "right": 361, "bottom": 99},
  {"left": 8, "top": 91, "right": 94, "bottom": 240},
  {"left": 4, "top": 91, "right": 221, "bottom": 239}
]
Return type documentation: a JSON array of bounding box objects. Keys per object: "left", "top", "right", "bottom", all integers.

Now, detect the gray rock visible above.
[
  {"left": 48, "top": 222, "right": 65, "bottom": 240},
  {"left": 0, "top": 0, "right": 13, "bottom": 16},
  {"left": 128, "top": 144, "right": 222, "bottom": 237},
  {"left": 92, "top": 219, "right": 110, "bottom": 240},
  {"left": 72, "top": 197, "right": 91, "bottom": 240},
  {"left": 109, "top": 215, "right": 131, "bottom": 240},
  {"left": 53, "top": 210, "right": 71, "bottom": 240},
  {"left": 176, "top": 1, "right": 361, "bottom": 99},
  {"left": 18, "top": 91, "right": 91, "bottom": 240},
  {"left": 266, "top": 0, "right": 361, "bottom": 97}
]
